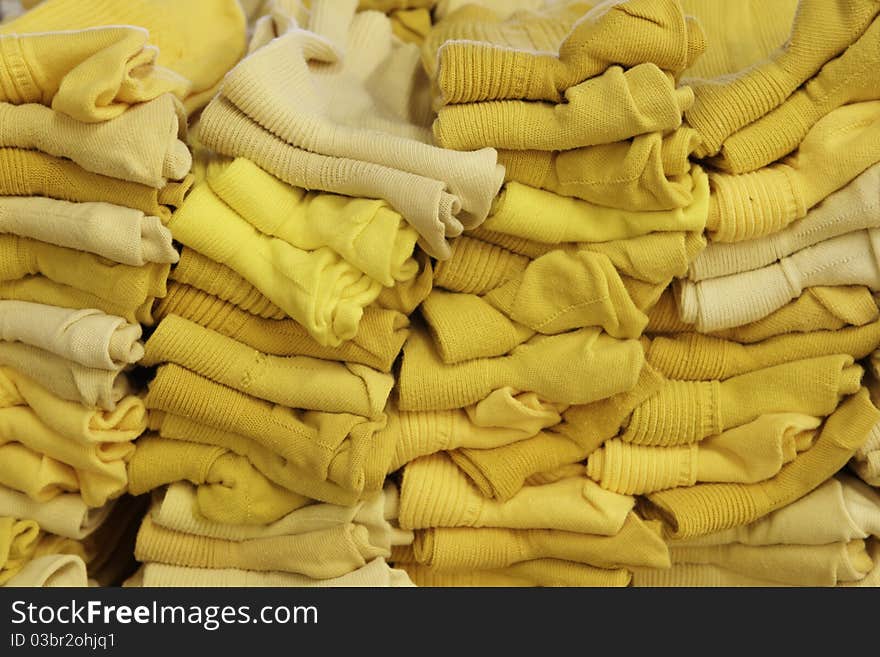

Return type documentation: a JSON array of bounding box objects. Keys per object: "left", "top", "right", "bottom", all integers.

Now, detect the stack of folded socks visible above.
[
  {"left": 0, "top": 0, "right": 244, "bottom": 587},
  {"left": 123, "top": 0, "right": 507, "bottom": 587},
  {"left": 622, "top": 0, "right": 880, "bottom": 586},
  {"left": 381, "top": 0, "right": 708, "bottom": 586}
]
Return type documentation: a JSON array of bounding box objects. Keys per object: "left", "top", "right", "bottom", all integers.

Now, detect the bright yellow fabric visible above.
[
  {"left": 168, "top": 182, "right": 380, "bottom": 347},
  {"left": 207, "top": 158, "right": 418, "bottom": 287},
  {"left": 481, "top": 165, "right": 709, "bottom": 244}
]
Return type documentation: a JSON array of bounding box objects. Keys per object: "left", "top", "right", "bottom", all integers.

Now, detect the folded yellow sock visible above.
[
  {"left": 148, "top": 410, "right": 368, "bottom": 505},
  {"left": 0, "top": 235, "right": 168, "bottom": 310},
  {"left": 0, "top": 406, "right": 132, "bottom": 506},
  {"left": 407, "top": 513, "right": 670, "bottom": 571},
  {"left": 207, "top": 158, "right": 418, "bottom": 287},
  {"left": 154, "top": 482, "right": 410, "bottom": 548},
  {"left": 127, "top": 435, "right": 310, "bottom": 525},
  {"left": 135, "top": 515, "right": 388, "bottom": 579},
  {"left": 143, "top": 315, "right": 393, "bottom": 417},
  {"left": 389, "top": 387, "right": 566, "bottom": 470},
  {"left": 678, "top": 229, "right": 880, "bottom": 331},
  {"left": 672, "top": 474, "right": 880, "bottom": 547},
  {"left": 398, "top": 326, "right": 644, "bottom": 410},
  {"left": 589, "top": 413, "right": 819, "bottom": 494},
  {"left": 646, "top": 320, "right": 880, "bottom": 381},
  {"left": 497, "top": 133, "right": 702, "bottom": 211},
  {"left": 449, "top": 364, "right": 663, "bottom": 501},
  {"left": 144, "top": 364, "right": 393, "bottom": 498},
  {"left": 0, "top": 196, "right": 178, "bottom": 266},
  {"left": 714, "top": 17, "right": 880, "bottom": 173},
  {"left": 155, "top": 283, "right": 408, "bottom": 373},
  {"left": 665, "top": 540, "right": 872, "bottom": 586},
  {"left": 0, "top": 147, "right": 192, "bottom": 222},
  {"left": 622, "top": 354, "right": 862, "bottom": 446},
  {"left": 690, "top": 164, "right": 880, "bottom": 280},
  {"left": 706, "top": 101, "right": 880, "bottom": 242},
  {"left": 643, "top": 387, "right": 879, "bottom": 538},
  {"left": 169, "top": 182, "right": 381, "bottom": 346},
  {"left": 684, "top": 0, "right": 880, "bottom": 156},
  {"left": 0, "top": 27, "right": 190, "bottom": 122},
  {"left": 0, "top": 275, "right": 157, "bottom": 326},
  {"left": 427, "top": 0, "right": 702, "bottom": 104},
  {"left": 0, "top": 94, "right": 190, "bottom": 187},
  {"left": 400, "top": 452, "right": 633, "bottom": 534},
  {"left": 434, "top": 64, "right": 692, "bottom": 151},
  {"left": 482, "top": 165, "right": 709, "bottom": 244},
  {"left": 1, "top": 0, "right": 247, "bottom": 116}
]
